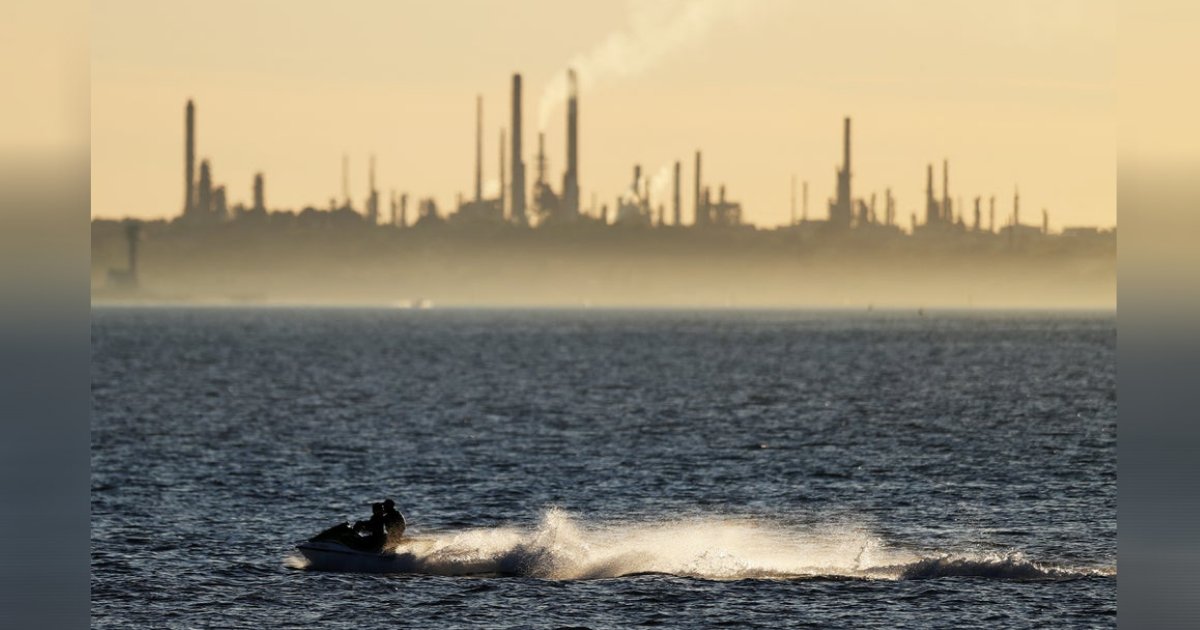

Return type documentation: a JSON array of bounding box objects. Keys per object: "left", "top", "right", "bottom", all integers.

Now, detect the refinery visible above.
[{"left": 92, "top": 68, "right": 1114, "bottom": 308}]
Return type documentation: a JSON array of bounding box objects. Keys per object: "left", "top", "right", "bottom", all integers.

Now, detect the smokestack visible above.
[
  {"left": 843, "top": 117, "right": 851, "bottom": 179},
  {"left": 510, "top": 74, "right": 527, "bottom": 224},
  {"left": 989, "top": 196, "right": 996, "bottom": 232},
  {"left": 1014, "top": 187, "right": 1020, "bottom": 226},
  {"left": 562, "top": 69, "right": 579, "bottom": 216},
  {"left": 942, "top": 159, "right": 949, "bottom": 223},
  {"left": 833, "top": 117, "right": 852, "bottom": 228},
  {"left": 973, "top": 196, "right": 981, "bottom": 231},
  {"left": 213, "top": 185, "right": 227, "bottom": 219},
  {"left": 367, "top": 154, "right": 379, "bottom": 223},
  {"left": 694, "top": 150, "right": 703, "bottom": 226},
  {"left": 184, "top": 100, "right": 195, "bottom": 216},
  {"left": 475, "top": 94, "right": 483, "bottom": 202},
  {"left": 342, "top": 154, "right": 350, "bottom": 206},
  {"left": 1042, "top": 208, "right": 1048, "bottom": 234},
  {"left": 253, "top": 172, "right": 264, "bottom": 212},
  {"left": 499, "top": 128, "right": 506, "bottom": 215},
  {"left": 400, "top": 193, "right": 408, "bottom": 227},
  {"left": 673, "top": 161, "right": 681, "bottom": 225},
  {"left": 926, "top": 163, "right": 935, "bottom": 225},
  {"left": 198, "top": 159, "right": 212, "bottom": 215},
  {"left": 803, "top": 180, "right": 809, "bottom": 220}
]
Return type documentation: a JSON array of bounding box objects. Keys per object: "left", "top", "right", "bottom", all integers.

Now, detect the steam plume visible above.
[{"left": 536, "top": 0, "right": 753, "bottom": 130}]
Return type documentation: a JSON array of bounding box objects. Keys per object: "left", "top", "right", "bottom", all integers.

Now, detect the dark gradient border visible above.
[
  {"left": 1117, "top": 1, "right": 1200, "bottom": 628},
  {"left": 0, "top": 0, "right": 90, "bottom": 626}
]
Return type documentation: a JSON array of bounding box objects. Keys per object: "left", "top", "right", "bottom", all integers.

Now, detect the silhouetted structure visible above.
[
  {"left": 615, "top": 164, "right": 652, "bottom": 226},
  {"left": 510, "top": 74, "right": 527, "bottom": 225},
  {"left": 499, "top": 128, "right": 506, "bottom": 217},
  {"left": 198, "top": 160, "right": 212, "bottom": 216},
  {"left": 253, "top": 173, "right": 265, "bottom": 214},
  {"left": 184, "top": 100, "right": 195, "bottom": 215},
  {"left": 561, "top": 69, "right": 580, "bottom": 219},
  {"left": 342, "top": 154, "right": 350, "bottom": 208},
  {"left": 149, "top": 93, "right": 1112, "bottom": 261},
  {"left": 707, "top": 185, "right": 743, "bottom": 227},
  {"left": 828, "top": 117, "right": 853, "bottom": 230},
  {"left": 366, "top": 155, "right": 379, "bottom": 224},
  {"left": 532, "top": 132, "right": 558, "bottom": 221},
  {"left": 672, "top": 161, "right": 681, "bottom": 226},
  {"left": 106, "top": 221, "right": 139, "bottom": 289}
]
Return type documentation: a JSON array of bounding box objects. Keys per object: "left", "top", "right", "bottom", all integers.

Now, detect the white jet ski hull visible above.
[{"left": 296, "top": 540, "right": 410, "bottom": 573}]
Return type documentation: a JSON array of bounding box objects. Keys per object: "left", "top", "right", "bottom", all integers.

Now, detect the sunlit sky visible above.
[{"left": 92, "top": 0, "right": 1115, "bottom": 229}]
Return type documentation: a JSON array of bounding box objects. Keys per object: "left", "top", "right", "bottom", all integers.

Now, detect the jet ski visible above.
[{"left": 295, "top": 522, "right": 430, "bottom": 573}]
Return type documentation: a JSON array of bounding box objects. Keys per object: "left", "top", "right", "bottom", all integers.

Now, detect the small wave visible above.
[
  {"left": 891, "top": 553, "right": 1113, "bottom": 581},
  {"left": 288, "top": 508, "right": 1112, "bottom": 582}
]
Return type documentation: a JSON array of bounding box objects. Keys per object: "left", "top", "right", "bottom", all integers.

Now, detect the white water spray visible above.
[{"left": 288, "top": 508, "right": 1114, "bottom": 581}]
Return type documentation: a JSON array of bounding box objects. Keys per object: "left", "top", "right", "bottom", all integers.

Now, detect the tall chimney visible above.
[
  {"left": 694, "top": 150, "right": 703, "bottom": 226},
  {"left": 942, "top": 159, "right": 949, "bottom": 223},
  {"left": 342, "top": 154, "right": 350, "bottom": 207},
  {"left": 833, "top": 117, "right": 852, "bottom": 228},
  {"left": 803, "top": 180, "right": 809, "bottom": 220},
  {"left": 510, "top": 74, "right": 527, "bottom": 224},
  {"left": 367, "top": 154, "right": 379, "bottom": 223},
  {"left": 562, "top": 69, "right": 580, "bottom": 216},
  {"left": 184, "top": 100, "right": 195, "bottom": 216},
  {"left": 1014, "top": 187, "right": 1020, "bottom": 226},
  {"left": 253, "top": 172, "right": 264, "bottom": 212},
  {"left": 198, "top": 159, "right": 212, "bottom": 215},
  {"left": 843, "top": 117, "right": 851, "bottom": 179},
  {"left": 474, "top": 94, "right": 483, "bottom": 202},
  {"left": 499, "top": 128, "right": 506, "bottom": 215},
  {"left": 672, "top": 160, "right": 682, "bottom": 225},
  {"left": 989, "top": 195, "right": 996, "bottom": 232},
  {"left": 926, "top": 163, "right": 935, "bottom": 225}
]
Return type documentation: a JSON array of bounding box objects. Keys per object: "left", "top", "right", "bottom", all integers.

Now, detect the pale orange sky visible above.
[{"left": 91, "top": 0, "right": 1115, "bottom": 229}]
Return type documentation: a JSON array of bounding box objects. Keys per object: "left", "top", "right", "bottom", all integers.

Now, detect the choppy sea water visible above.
[{"left": 91, "top": 308, "right": 1115, "bottom": 628}]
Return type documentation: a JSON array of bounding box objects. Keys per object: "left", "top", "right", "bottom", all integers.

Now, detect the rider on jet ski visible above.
[
  {"left": 352, "top": 502, "right": 387, "bottom": 551},
  {"left": 381, "top": 499, "right": 405, "bottom": 548},
  {"left": 309, "top": 498, "right": 406, "bottom": 553}
]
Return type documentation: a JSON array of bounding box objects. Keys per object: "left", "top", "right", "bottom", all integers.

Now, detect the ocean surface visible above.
[{"left": 91, "top": 308, "right": 1116, "bottom": 628}]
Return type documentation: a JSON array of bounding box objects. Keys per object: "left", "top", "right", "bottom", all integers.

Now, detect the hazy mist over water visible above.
[
  {"left": 91, "top": 222, "right": 1115, "bottom": 309},
  {"left": 91, "top": 308, "right": 1115, "bottom": 628}
]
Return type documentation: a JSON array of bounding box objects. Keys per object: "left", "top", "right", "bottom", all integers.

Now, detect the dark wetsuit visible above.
[
  {"left": 352, "top": 514, "right": 387, "bottom": 552},
  {"left": 382, "top": 508, "right": 406, "bottom": 549}
]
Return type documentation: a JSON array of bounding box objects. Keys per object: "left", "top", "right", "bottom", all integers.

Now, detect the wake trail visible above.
[{"left": 288, "top": 507, "right": 1114, "bottom": 581}]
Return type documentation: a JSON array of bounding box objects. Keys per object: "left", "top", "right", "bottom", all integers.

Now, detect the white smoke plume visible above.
[
  {"left": 649, "top": 162, "right": 674, "bottom": 204},
  {"left": 536, "top": 0, "right": 755, "bottom": 131},
  {"left": 483, "top": 177, "right": 501, "bottom": 198}
]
